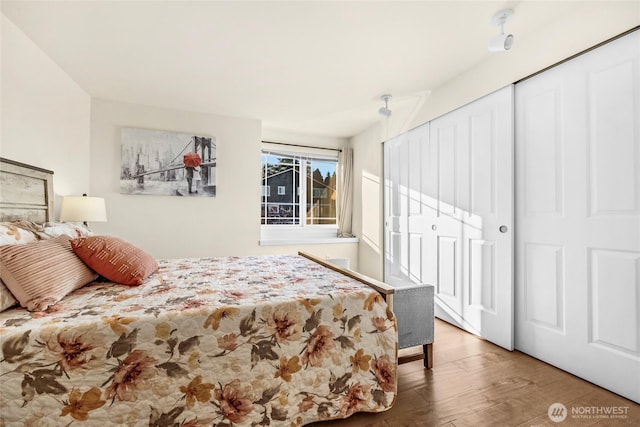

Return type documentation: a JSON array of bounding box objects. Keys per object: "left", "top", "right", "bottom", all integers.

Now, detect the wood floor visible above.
[{"left": 312, "top": 319, "right": 640, "bottom": 427}]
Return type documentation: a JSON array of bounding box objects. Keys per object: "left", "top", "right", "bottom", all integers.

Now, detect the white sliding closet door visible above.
[
  {"left": 429, "top": 86, "right": 514, "bottom": 350},
  {"left": 515, "top": 31, "right": 640, "bottom": 403},
  {"left": 384, "top": 133, "right": 408, "bottom": 287},
  {"left": 384, "top": 124, "right": 431, "bottom": 288},
  {"left": 384, "top": 86, "right": 514, "bottom": 350}
]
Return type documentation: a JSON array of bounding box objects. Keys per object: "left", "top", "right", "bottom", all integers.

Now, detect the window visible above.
[{"left": 260, "top": 150, "right": 337, "bottom": 227}]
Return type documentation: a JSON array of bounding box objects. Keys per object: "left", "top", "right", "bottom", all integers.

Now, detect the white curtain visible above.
[{"left": 337, "top": 147, "right": 354, "bottom": 237}]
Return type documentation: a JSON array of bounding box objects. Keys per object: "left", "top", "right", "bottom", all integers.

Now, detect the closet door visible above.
[
  {"left": 384, "top": 124, "right": 430, "bottom": 288},
  {"left": 384, "top": 133, "right": 408, "bottom": 287},
  {"left": 515, "top": 31, "right": 640, "bottom": 403},
  {"left": 384, "top": 86, "right": 514, "bottom": 351},
  {"left": 429, "top": 86, "right": 514, "bottom": 350}
]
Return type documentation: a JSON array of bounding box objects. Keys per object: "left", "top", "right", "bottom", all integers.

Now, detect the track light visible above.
[
  {"left": 378, "top": 94, "right": 392, "bottom": 117},
  {"left": 488, "top": 9, "right": 514, "bottom": 52}
]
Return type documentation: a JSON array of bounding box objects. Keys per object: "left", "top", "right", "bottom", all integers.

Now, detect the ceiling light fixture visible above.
[
  {"left": 488, "top": 9, "right": 514, "bottom": 52},
  {"left": 378, "top": 94, "right": 392, "bottom": 117}
]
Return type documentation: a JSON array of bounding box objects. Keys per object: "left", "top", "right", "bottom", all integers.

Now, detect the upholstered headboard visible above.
[{"left": 0, "top": 158, "right": 54, "bottom": 223}]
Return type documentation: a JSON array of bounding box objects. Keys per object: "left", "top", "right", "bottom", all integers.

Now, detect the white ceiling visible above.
[{"left": 2, "top": 1, "right": 584, "bottom": 138}]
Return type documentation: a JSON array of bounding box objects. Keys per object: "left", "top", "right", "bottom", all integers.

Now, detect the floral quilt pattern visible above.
[{"left": 0, "top": 255, "right": 397, "bottom": 426}]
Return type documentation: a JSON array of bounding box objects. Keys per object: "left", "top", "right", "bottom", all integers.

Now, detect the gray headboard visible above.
[{"left": 0, "top": 157, "right": 54, "bottom": 223}]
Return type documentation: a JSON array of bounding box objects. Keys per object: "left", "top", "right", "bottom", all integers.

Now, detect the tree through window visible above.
[{"left": 261, "top": 151, "right": 337, "bottom": 226}]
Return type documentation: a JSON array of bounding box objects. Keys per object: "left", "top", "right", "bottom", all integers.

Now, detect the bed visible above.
[{"left": 0, "top": 158, "right": 398, "bottom": 426}]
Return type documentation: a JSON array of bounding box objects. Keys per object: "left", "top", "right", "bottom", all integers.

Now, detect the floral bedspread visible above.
[{"left": 0, "top": 255, "right": 397, "bottom": 426}]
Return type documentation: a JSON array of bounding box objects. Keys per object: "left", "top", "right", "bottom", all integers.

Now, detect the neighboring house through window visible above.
[{"left": 260, "top": 142, "right": 339, "bottom": 244}]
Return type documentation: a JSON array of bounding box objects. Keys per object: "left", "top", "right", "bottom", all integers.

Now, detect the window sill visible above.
[{"left": 259, "top": 237, "right": 359, "bottom": 246}]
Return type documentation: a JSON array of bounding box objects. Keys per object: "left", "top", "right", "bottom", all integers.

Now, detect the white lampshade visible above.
[{"left": 60, "top": 196, "right": 107, "bottom": 223}]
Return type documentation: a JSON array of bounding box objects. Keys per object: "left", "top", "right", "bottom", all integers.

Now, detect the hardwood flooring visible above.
[{"left": 311, "top": 319, "right": 640, "bottom": 427}]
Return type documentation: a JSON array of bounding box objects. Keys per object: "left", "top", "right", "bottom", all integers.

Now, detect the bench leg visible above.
[
  {"left": 398, "top": 343, "right": 433, "bottom": 368},
  {"left": 423, "top": 343, "right": 433, "bottom": 369}
]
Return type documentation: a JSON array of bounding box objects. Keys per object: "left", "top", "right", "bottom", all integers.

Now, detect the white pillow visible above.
[
  {"left": 0, "top": 221, "right": 39, "bottom": 246},
  {"left": 43, "top": 221, "right": 93, "bottom": 239}
]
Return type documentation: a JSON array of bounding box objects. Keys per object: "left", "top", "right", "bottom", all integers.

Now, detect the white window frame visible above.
[{"left": 260, "top": 144, "right": 356, "bottom": 245}]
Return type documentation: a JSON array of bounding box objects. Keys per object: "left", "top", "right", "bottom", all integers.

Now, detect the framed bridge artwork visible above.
[{"left": 120, "top": 127, "right": 217, "bottom": 197}]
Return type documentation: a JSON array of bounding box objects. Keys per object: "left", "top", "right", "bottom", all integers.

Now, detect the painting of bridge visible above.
[{"left": 120, "top": 127, "right": 216, "bottom": 197}]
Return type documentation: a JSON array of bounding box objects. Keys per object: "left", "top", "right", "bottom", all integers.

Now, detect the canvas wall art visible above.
[{"left": 120, "top": 127, "right": 217, "bottom": 197}]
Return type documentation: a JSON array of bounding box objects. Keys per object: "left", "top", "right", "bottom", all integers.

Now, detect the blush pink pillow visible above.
[
  {"left": 70, "top": 235, "right": 158, "bottom": 286},
  {"left": 0, "top": 279, "right": 18, "bottom": 312},
  {"left": 0, "top": 235, "right": 98, "bottom": 311}
]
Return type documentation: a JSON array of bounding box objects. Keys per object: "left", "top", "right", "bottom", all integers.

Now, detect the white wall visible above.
[
  {"left": 412, "top": 2, "right": 640, "bottom": 127},
  {"left": 90, "top": 99, "right": 358, "bottom": 263},
  {"left": 351, "top": 1, "right": 640, "bottom": 280},
  {"left": 0, "top": 13, "right": 91, "bottom": 217},
  {"left": 351, "top": 123, "right": 383, "bottom": 280},
  {"left": 0, "top": 11, "right": 357, "bottom": 265}
]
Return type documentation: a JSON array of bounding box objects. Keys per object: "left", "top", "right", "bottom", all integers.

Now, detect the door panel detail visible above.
[
  {"left": 588, "top": 59, "right": 639, "bottom": 216},
  {"left": 468, "top": 239, "right": 496, "bottom": 312},
  {"left": 589, "top": 248, "right": 640, "bottom": 355},
  {"left": 524, "top": 243, "right": 564, "bottom": 331}
]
